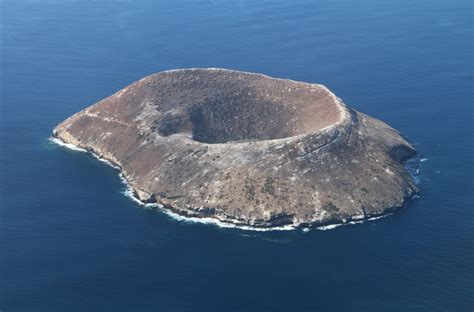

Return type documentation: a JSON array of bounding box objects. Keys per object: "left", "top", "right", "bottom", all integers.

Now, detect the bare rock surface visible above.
[{"left": 53, "top": 68, "right": 418, "bottom": 228}]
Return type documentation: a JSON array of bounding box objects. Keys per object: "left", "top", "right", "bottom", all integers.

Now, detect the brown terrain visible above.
[{"left": 53, "top": 68, "right": 418, "bottom": 228}]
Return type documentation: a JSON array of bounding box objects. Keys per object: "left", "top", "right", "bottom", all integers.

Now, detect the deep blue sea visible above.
[{"left": 1, "top": 0, "right": 473, "bottom": 311}]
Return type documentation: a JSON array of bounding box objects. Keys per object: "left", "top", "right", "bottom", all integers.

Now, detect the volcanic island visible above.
[{"left": 53, "top": 68, "right": 418, "bottom": 229}]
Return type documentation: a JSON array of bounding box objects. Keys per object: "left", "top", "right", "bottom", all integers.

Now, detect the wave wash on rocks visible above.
[{"left": 53, "top": 68, "right": 418, "bottom": 229}]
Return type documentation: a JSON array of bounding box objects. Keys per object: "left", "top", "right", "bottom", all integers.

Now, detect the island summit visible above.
[{"left": 53, "top": 68, "right": 418, "bottom": 228}]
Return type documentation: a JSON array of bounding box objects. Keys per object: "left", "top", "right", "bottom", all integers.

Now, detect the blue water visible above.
[{"left": 1, "top": 0, "right": 473, "bottom": 311}]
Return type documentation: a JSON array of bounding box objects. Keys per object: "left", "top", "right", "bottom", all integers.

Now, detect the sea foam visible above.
[
  {"left": 49, "top": 137, "right": 87, "bottom": 152},
  {"left": 405, "top": 156, "right": 423, "bottom": 185},
  {"left": 314, "top": 214, "right": 391, "bottom": 231}
]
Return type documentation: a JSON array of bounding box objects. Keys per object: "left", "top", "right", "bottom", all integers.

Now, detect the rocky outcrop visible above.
[{"left": 53, "top": 68, "right": 418, "bottom": 228}]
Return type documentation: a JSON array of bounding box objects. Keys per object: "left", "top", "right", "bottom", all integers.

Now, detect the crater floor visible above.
[{"left": 54, "top": 68, "right": 418, "bottom": 228}]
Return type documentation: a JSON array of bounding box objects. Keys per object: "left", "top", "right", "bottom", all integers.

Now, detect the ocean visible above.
[{"left": 1, "top": 0, "right": 473, "bottom": 311}]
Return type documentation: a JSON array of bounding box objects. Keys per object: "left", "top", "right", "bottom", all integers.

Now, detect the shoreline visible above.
[{"left": 49, "top": 136, "right": 419, "bottom": 232}]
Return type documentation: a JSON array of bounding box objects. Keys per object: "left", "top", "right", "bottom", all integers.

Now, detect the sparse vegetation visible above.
[{"left": 261, "top": 176, "right": 275, "bottom": 195}]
